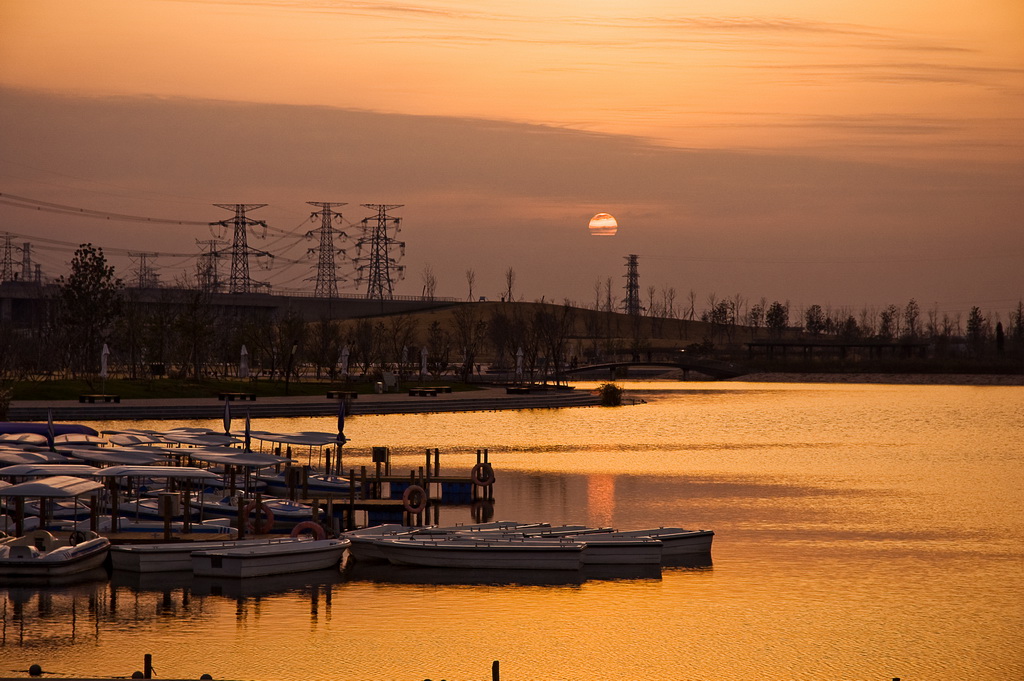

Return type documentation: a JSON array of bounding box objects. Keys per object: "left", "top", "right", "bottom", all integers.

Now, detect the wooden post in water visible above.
[
  {"left": 144, "top": 654, "right": 153, "bottom": 679},
  {"left": 347, "top": 468, "right": 356, "bottom": 530},
  {"left": 360, "top": 466, "right": 367, "bottom": 500},
  {"left": 492, "top": 659, "right": 499, "bottom": 681},
  {"left": 433, "top": 448, "right": 440, "bottom": 476}
]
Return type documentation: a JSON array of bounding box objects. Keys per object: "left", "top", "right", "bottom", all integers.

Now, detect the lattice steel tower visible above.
[
  {"left": 623, "top": 254, "right": 642, "bottom": 316},
  {"left": 129, "top": 252, "right": 159, "bottom": 288},
  {"left": 354, "top": 204, "right": 405, "bottom": 300},
  {"left": 0, "top": 234, "right": 13, "bottom": 283},
  {"left": 211, "top": 204, "right": 271, "bottom": 294},
  {"left": 195, "top": 239, "right": 225, "bottom": 291},
  {"left": 306, "top": 202, "right": 348, "bottom": 298}
]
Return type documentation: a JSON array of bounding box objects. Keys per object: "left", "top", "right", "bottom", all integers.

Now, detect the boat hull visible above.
[
  {"left": 111, "top": 537, "right": 301, "bottom": 573},
  {"left": 191, "top": 538, "right": 349, "bottom": 578},
  {"left": 376, "top": 538, "right": 584, "bottom": 570},
  {"left": 0, "top": 537, "right": 110, "bottom": 579}
]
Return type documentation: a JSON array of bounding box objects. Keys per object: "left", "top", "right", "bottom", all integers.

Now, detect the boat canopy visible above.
[
  {"left": 53, "top": 433, "right": 108, "bottom": 447},
  {"left": 0, "top": 475, "right": 104, "bottom": 498},
  {"left": 61, "top": 446, "right": 168, "bottom": 465},
  {"left": 0, "top": 464, "right": 100, "bottom": 478},
  {"left": 106, "top": 433, "right": 171, "bottom": 446},
  {"left": 161, "top": 429, "right": 241, "bottom": 447},
  {"left": 0, "top": 433, "right": 50, "bottom": 447},
  {"left": 0, "top": 449, "right": 72, "bottom": 465},
  {"left": 186, "top": 448, "right": 282, "bottom": 468},
  {"left": 248, "top": 431, "right": 338, "bottom": 447},
  {"left": 92, "top": 465, "right": 221, "bottom": 480}
]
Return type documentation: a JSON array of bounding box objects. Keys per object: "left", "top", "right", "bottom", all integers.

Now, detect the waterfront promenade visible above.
[{"left": 6, "top": 385, "right": 602, "bottom": 421}]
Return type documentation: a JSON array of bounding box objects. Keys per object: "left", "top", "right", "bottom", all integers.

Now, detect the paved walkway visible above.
[{"left": 6, "top": 386, "right": 602, "bottom": 421}]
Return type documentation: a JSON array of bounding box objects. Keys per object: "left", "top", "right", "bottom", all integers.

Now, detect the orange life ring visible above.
[
  {"left": 470, "top": 462, "right": 495, "bottom": 487},
  {"left": 242, "top": 500, "right": 275, "bottom": 535},
  {"left": 402, "top": 484, "right": 427, "bottom": 514},
  {"left": 290, "top": 521, "right": 327, "bottom": 540}
]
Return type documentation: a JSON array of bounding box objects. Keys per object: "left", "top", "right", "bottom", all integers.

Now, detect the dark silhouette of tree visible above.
[
  {"left": 765, "top": 301, "right": 789, "bottom": 338},
  {"left": 966, "top": 306, "right": 986, "bottom": 352},
  {"left": 56, "top": 243, "right": 124, "bottom": 376},
  {"left": 903, "top": 299, "right": 921, "bottom": 339},
  {"left": 803, "top": 304, "right": 825, "bottom": 335}
]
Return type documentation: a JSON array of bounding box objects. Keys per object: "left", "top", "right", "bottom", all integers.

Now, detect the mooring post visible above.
[
  {"left": 434, "top": 448, "right": 440, "bottom": 475},
  {"left": 360, "top": 466, "right": 368, "bottom": 500},
  {"left": 144, "top": 653, "right": 153, "bottom": 679},
  {"left": 492, "top": 659, "right": 499, "bottom": 681}
]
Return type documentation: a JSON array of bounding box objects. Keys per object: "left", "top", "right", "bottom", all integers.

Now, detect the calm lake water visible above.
[{"left": 2, "top": 381, "right": 1022, "bottom": 680}]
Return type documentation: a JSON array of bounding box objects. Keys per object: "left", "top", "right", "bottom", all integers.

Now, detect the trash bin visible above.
[{"left": 374, "top": 381, "right": 384, "bottom": 394}]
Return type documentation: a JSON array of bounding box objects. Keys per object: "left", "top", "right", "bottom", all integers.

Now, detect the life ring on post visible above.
[
  {"left": 243, "top": 500, "right": 275, "bottom": 535},
  {"left": 402, "top": 484, "right": 428, "bottom": 514},
  {"left": 290, "top": 521, "right": 327, "bottom": 540},
  {"left": 470, "top": 462, "right": 495, "bottom": 487}
]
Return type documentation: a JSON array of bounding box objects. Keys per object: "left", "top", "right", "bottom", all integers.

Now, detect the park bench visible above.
[
  {"left": 218, "top": 392, "right": 256, "bottom": 401},
  {"left": 79, "top": 394, "right": 121, "bottom": 403}
]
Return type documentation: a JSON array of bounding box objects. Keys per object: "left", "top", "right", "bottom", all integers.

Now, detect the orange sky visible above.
[{"left": 0, "top": 0, "right": 1021, "bottom": 314}]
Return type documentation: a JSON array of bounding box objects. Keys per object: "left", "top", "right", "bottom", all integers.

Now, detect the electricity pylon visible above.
[
  {"left": 623, "top": 254, "right": 642, "bottom": 316},
  {"left": 129, "top": 252, "right": 159, "bottom": 288},
  {"left": 0, "top": 234, "right": 13, "bottom": 282},
  {"left": 305, "top": 202, "right": 348, "bottom": 298},
  {"left": 195, "top": 239, "right": 225, "bottom": 292},
  {"left": 211, "top": 204, "right": 272, "bottom": 294},
  {"left": 354, "top": 204, "right": 405, "bottom": 301}
]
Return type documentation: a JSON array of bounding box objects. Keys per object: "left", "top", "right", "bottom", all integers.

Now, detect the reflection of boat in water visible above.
[
  {"left": 342, "top": 560, "right": 588, "bottom": 587},
  {"left": 110, "top": 567, "right": 344, "bottom": 599},
  {"left": 0, "top": 565, "right": 110, "bottom": 589},
  {"left": 661, "top": 554, "right": 714, "bottom": 570},
  {"left": 342, "top": 559, "right": 661, "bottom": 585}
]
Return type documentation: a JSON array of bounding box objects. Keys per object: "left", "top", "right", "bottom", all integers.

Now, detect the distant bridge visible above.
[{"left": 557, "top": 358, "right": 748, "bottom": 381}]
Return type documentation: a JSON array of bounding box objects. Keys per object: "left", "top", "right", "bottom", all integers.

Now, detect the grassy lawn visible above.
[{"left": 10, "top": 378, "right": 481, "bottom": 400}]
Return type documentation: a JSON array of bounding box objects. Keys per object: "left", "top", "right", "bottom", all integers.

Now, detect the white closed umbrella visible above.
[
  {"left": 239, "top": 344, "right": 249, "bottom": 379},
  {"left": 421, "top": 346, "right": 429, "bottom": 378},
  {"left": 339, "top": 346, "right": 350, "bottom": 377},
  {"left": 100, "top": 344, "right": 109, "bottom": 379},
  {"left": 515, "top": 347, "right": 524, "bottom": 381}
]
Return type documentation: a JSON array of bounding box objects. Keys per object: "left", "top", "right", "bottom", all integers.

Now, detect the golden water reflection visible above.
[{"left": 3, "top": 382, "right": 1021, "bottom": 680}]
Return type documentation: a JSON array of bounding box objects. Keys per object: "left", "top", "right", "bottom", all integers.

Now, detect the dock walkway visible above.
[{"left": 6, "top": 386, "right": 601, "bottom": 421}]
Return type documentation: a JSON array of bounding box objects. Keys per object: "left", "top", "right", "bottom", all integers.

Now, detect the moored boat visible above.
[
  {"left": 0, "top": 529, "right": 110, "bottom": 579},
  {"left": 374, "top": 535, "right": 585, "bottom": 571},
  {"left": 190, "top": 537, "right": 350, "bottom": 578},
  {"left": 111, "top": 536, "right": 300, "bottom": 573},
  {"left": 609, "top": 527, "right": 714, "bottom": 556}
]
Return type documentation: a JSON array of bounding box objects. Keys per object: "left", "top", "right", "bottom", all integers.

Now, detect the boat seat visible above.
[{"left": 8, "top": 545, "right": 38, "bottom": 559}]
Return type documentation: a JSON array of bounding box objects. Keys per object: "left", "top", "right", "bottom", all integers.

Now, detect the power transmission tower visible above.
[
  {"left": 354, "top": 204, "right": 405, "bottom": 301},
  {"left": 305, "top": 202, "right": 348, "bottom": 298},
  {"left": 623, "top": 254, "right": 642, "bottom": 316},
  {"left": 20, "top": 242, "right": 32, "bottom": 282},
  {"left": 0, "top": 234, "right": 13, "bottom": 282},
  {"left": 129, "top": 252, "right": 159, "bottom": 288},
  {"left": 195, "top": 239, "right": 225, "bottom": 291},
  {"left": 211, "top": 204, "right": 272, "bottom": 294}
]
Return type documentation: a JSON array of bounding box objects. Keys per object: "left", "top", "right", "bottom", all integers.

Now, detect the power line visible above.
[{"left": 0, "top": 192, "right": 209, "bottom": 226}]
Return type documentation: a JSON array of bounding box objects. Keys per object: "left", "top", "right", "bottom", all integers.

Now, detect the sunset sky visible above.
[{"left": 1, "top": 0, "right": 1021, "bottom": 317}]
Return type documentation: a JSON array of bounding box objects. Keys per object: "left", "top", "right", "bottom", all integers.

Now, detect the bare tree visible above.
[
  {"left": 465, "top": 269, "right": 476, "bottom": 300},
  {"left": 504, "top": 267, "right": 516, "bottom": 302},
  {"left": 421, "top": 264, "right": 437, "bottom": 301}
]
